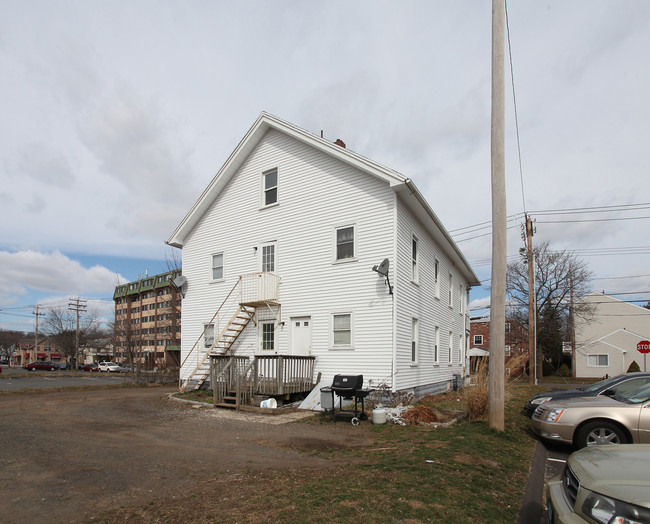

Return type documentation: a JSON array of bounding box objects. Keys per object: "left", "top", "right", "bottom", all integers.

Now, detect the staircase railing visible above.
[{"left": 179, "top": 276, "right": 243, "bottom": 391}]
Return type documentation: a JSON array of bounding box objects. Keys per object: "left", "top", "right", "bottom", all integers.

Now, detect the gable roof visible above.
[{"left": 167, "top": 112, "right": 480, "bottom": 287}]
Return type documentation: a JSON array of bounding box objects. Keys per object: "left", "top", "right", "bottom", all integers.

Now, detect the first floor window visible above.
[
  {"left": 204, "top": 324, "right": 214, "bottom": 348},
  {"left": 212, "top": 253, "right": 224, "bottom": 280},
  {"left": 336, "top": 226, "right": 355, "bottom": 260},
  {"left": 411, "top": 318, "right": 419, "bottom": 364},
  {"left": 434, "top": 326, "right": 440, "bottom": 364},
  {"left": 448, "top": 331, "right": 453, "bottom": 363},
  {"left": 332, "top": 313, "right": 352, "bottom": 347},
  {"left": 588, "top": 354, "right": 608, "bottom": 367},
  {"left": 261, "top": 322, "right": 275, "bottom": 351}
]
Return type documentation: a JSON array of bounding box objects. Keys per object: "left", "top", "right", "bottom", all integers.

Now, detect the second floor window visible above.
[
  {"left": 212, "top": 253, "right": 224, "bottom": 280},
  {"left": 474, "top": 335, "right": 483, "bottom": 345},
  {"left": 336, "top": 226, "right": 355, "bottom": 260}
]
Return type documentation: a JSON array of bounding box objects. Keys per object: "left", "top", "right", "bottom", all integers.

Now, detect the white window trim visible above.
[
  {"left": 474, "top": 334, "right": 483, "bottom": 345},
  {"left": 434, "top": 258, "right": 440, "bottom": 298},
  {"left": 259, "top": 320, "right": 276, "bottom": 352},
  {"left": 331, "top": 312, "right": 354, "bottom": 350},
  {"left": 260, "top": 241, "right": 277, "bottom": 273},
  {"left": 448, "top": 272, "right": 454, "bottom": 308},
  {"left": 261, "top": 168, "right": 279, "bottom": 209},
  {"left": 433, "top": 326, "right": 440, "bottom": 365},
  {"left": 210, "top": 251, "right": 225, "bottom": 282},
  {"left": 411, "top": 234, "right": 419, "bottom": 284},
  {"left": 411, "top": 317, "right": 419, "bottom": 365},
  {"left": 204, "top": 323, "right": 215, "bottom": 349},
  {"left": 333, "top": 224, "right": 357, "bottom": 263}
]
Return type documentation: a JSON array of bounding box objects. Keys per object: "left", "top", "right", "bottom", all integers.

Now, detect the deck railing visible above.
[
  {"left": 240, "top": 272, "right": 281, "bottom": 305},
  {"left": 209, "top": 355, "right": 316, "bottom": 406}
]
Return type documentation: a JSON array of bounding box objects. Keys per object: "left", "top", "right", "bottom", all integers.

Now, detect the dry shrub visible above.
[
  {"left": 401, "top": 405, "right": 442, "bottom": 424},
  {"left": 466, "top": 354, "right": 528, "bottom": 422}
]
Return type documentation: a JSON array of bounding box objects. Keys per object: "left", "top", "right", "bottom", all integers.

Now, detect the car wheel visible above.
[{"left": 576, "top": 420, "right": 628, "bottom": 448}]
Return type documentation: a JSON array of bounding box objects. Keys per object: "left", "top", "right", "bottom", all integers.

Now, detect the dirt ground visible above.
[{"left": 0, "top": 386, "right": 376, "bottom": 523}]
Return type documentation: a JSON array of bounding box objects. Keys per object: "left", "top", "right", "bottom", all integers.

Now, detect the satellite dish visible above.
[
  {"left": 373, "top": 258, "right": 390, "bottom": 277},
  {"left": 173, "top": 275, "right": 187, "bottom": 288}
]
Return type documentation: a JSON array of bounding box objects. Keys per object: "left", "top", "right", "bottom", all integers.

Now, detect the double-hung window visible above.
[
  {"left": 448, "top": 331, "right": 454, "bottom": 364},
  {"left": 335, "top": 226, "right": 355, "bottom": 260},
  {"left": 212, "top": 252, "right": 224, "bottom": 280},
  {"left": 434, "top": 258, "right": 440, "bottom": 297},
  {"left": 448, "top": 273, "right": 453, "bottom": 307},
  {"left": 332, "top": 313, "right": 352, "bottom": 348},
  {"left": 263, "top": 169, "right": 278, "bottom": 206}
]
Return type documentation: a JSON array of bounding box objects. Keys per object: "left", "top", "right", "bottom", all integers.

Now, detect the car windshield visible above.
[
  {"left": 617, "top": 383, "right": 650, "bottom": 404},
  {"left": 581, "top": 375, "right": 622, "bottom": 393}
]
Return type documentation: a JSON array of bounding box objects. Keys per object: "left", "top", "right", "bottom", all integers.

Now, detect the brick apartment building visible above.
[
  {"left": 113, "top": 270, "right": 182, "bottom": 368},
  {"left": 469, "top": 316, "right": 530, "bottom": 358}
]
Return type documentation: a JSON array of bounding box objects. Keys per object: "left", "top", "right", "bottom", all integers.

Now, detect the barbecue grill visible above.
[{"left": 321, "top": 374, "right": 374, "bottom": 425}]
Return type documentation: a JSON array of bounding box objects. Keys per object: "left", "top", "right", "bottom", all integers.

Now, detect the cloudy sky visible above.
[{"left": 2, "top": 1, "right": 649, "bottom": 331}]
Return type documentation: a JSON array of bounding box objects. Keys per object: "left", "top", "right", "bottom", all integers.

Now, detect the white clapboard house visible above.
[
  {"left": 575, "top": 292, "right": 650, "bottom": 377},
  {"left": 167, "top": 113, "right": 480, "bottom": 405}
]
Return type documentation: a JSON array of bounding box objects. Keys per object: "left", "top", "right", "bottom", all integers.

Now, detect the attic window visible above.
[{"left": 263, "top": 169, "right": 278, "bottom": 206}]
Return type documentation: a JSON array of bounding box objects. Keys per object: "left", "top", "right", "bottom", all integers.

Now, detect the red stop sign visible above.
[{"left": 638, "top": 341, "right": 650, "bottom": 354}]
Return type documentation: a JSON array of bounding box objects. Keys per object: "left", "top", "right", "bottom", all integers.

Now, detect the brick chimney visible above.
[{"left": 334, "top": 139, "right": 346, "bottom": 148}]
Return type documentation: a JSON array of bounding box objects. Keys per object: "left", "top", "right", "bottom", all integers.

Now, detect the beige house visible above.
[{"left": 575, "top": 292, "right": 650, "bottom": 377}]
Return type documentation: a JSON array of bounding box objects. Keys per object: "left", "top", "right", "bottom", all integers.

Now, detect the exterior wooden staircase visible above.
[{"left": 179, "top": 273, "right": 280, "bottom": 392}]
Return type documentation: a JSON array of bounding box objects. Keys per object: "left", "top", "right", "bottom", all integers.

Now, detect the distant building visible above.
[
  {"left": 13, "top": 335, "right": 64, "bottom": 365},
  {"left": 113, "top": 270, "right": 182, "bottom": 368},
  {"left": 469, "top": 316, "right": 530, "bottom": 358}
]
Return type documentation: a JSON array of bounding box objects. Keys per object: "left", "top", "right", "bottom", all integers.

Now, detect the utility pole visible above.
[
  {"left": 489, "top": 0, "right": 506, "bottom": 432},
  {"left": 525, "top": 215, "right": 536, "bottom": 385},
  {"left": 68, "top": 298, "right": 87, "bottom": 369},
  {"left": 570, "top": 269, "right": 576, "bottom": 378},
  {"left": 33, "top": 305, "right": 45, "bottom": 359}
]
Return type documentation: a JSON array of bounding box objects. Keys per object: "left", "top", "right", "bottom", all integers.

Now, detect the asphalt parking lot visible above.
[{"left": 0, "top": 366, "right": 131, "bottom": 390}]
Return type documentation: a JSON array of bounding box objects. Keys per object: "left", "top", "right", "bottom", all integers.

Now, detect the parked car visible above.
[
  {"left": 118, "top": 363, "right": 134, "bottom": 373},
  {"left": 79, "top": 363, "right": 99, "bottom": 372},
  {"left": 98, "top": 361, "right": 120, "bottom": 373},
  {"left": 23, "top": 361, "right": 57, "bottom": 371},
  {"left": 546, "top": 444, "right": 650, "bottom": 523},
  {"left": 56, "top": 362, "right": 72, "bottom": 370},
  {"left": 531, "top": 383, "right": 650, "bottom": 448},
  {"left": 524, "top": 372, "right": 650, "bottom": 416}
]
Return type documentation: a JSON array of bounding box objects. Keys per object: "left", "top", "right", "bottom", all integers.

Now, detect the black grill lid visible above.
[{"left": 331, "top": 374, "right": 363, "bottom": 390}]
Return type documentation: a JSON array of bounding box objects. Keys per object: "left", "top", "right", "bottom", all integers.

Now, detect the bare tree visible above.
[
  {"left": 41, "top": 306, "right": 100, "bottom": 364},
  {"left": 0, "top": 329, "right": 24, "bottom": 366},
  {"left": 507, "top": 241, "right": 594, "bottom": 370}
]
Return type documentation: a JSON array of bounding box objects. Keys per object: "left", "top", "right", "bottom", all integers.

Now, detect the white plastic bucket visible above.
[
  {"left": 260, "top": 398, "right": 277, "bottom": 409},
  {"left": 372, "top": 408, "right": 387, "bottom": 425}
]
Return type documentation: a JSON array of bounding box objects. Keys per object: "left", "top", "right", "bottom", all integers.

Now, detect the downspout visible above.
[{"left": 391, "top": 190, "right": 398, "bottom": 392}]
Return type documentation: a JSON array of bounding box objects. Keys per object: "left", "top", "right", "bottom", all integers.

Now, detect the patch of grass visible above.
[
  {"left": 103, "top": 386, "right": 540, "bottom": 523},
  {"left": 174, "top": 389, "right": 214, "bottom": 404}
]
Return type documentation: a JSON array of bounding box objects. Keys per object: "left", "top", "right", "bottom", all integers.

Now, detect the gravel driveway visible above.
[{"left": 0, "top": 386, "right": 374, "bottom": 523}]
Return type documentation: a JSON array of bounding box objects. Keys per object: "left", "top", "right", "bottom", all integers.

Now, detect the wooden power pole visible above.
[
  {"left": 489, "top": 0, "right": 506, "bottom": 432},
  {"left": 526, "top": 215, "right": 536, "bottom": 385}
]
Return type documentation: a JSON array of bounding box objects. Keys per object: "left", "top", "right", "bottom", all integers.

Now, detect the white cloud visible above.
[{"left": 0, "top": 250, "right": 123, "bottom": 306}]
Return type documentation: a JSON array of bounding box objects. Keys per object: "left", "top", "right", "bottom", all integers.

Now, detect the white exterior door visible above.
[{"left": 291, "top": 317, "right": 312, "bottom": 355}]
